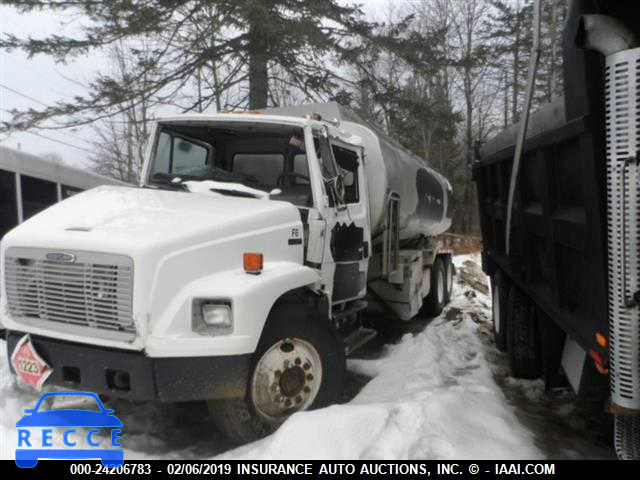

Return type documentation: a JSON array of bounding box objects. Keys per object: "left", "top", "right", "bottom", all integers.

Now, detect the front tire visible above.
[{"left": 208, "top": 301, "right": 345, "bottom": 443}]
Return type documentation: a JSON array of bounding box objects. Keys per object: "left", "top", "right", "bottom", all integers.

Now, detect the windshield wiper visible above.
[
  {"left": 208, "top": 188, "right": 257, "bottom": 198},
  {"left": 182, "top": 180, "right": 272, "bottom": 199},
  {"left": 148, "top": 173, "right": 187, "bottom": 190}
]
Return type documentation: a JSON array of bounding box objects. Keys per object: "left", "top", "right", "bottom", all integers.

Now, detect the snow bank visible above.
[{"left": 222, "top": 254, "right": 542, "bottom": 459}]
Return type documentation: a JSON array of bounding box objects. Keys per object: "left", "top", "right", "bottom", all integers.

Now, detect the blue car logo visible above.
[{"left": 16, "top": 391, "right": 124, "bottom": 468}]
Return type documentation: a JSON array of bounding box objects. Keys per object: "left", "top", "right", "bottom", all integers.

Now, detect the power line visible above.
[
  {"left": 1, "top": 107, "right": 96, "bottom": 151},
  {"left": 0, "top": 82, "right": 50, "bottom": 107},
  {"left": 21, "top": 130, "right": 95, "bottom": 155}
]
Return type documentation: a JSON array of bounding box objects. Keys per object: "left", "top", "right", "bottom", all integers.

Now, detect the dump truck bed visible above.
[{"left": 474, "top": 98, "right": 609, "bottom": 356}]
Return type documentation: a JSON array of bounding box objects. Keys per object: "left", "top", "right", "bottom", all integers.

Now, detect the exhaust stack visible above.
[{"left": 577, "top": 14, "right": 638, "bottom": 55}]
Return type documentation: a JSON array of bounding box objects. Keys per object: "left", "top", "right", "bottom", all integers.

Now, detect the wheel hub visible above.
[
  {"left": 251, "top": 337, "right": 322, "bottom": 422},
  {"left": 279, "top": 365, "right": 306, "bottom": 397}
]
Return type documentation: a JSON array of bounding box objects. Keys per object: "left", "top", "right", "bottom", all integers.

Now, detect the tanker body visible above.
[
  {"left": 2, "top": 102, "right": 453, "bottom": 443},
  {"left": 264, "top": 102, "right": 452, "bottom": 239}
]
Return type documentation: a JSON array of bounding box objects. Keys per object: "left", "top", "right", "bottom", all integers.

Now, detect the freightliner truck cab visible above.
[{"left": 2, "top": 104, "right": 453, "bottom": 442}]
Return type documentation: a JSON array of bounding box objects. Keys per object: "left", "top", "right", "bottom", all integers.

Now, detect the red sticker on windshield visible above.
[{"left": 11, "top": 334, "right": 53, "bottom": 390}]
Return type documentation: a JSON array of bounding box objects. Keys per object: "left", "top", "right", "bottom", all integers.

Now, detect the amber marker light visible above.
[
  {"left": 595, "top": 332, "right": 608, "bottom": 348},
  {"left": 243, "top": 252, "right": 263, "bottom": 274}
]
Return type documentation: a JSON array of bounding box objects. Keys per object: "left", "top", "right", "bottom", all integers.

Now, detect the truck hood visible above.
[{"left": 2, "top": 185, "right": 301, "bottom": 255}]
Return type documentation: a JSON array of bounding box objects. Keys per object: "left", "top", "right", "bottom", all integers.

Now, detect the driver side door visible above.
[{"left": 313, "top": 132, "right": 370, "bottom": 305}]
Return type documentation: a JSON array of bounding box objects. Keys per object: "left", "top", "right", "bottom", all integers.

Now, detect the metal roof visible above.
[{"left": 0, "top": 145, "right": 128, "bottom": 189}]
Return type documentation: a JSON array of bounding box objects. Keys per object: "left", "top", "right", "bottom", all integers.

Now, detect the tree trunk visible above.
[
  {"left": 548, "top": 0, "right": 559, "bottom": 100},
  {"left": 511, "top": 0, "right": 521, "bottom": 123},
  {"left": 248, "top": 22, "right": 269, "bottom": 110},
  {"left": 503, "top": 69, "right": 509, "bottom": 128}
]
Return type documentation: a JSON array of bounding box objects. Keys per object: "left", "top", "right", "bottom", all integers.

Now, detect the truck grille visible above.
[
  {"left": 4, "top": 248, "right": 135, "bottom": 341},
  {"left": 605, "top": 47, "right": 640, "bottom": 410}
]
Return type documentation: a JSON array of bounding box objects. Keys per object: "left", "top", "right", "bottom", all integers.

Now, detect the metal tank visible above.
[{"left": 263, "top": 102, "right": 452, "bottom": 240}]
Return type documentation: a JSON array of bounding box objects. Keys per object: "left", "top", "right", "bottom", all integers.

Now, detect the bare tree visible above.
[{"left": 89, "top": 43, "right": 154, "bottom": 183}]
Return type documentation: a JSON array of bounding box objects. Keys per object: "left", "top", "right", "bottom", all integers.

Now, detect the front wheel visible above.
[{"left": 208, "top": 301, "right": 345, "bottom": 443}]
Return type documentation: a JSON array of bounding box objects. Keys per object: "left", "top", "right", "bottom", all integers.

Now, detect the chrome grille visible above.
[
  {"left": 605, "top": 47, "right": 640, "bottom": 410},
  {"left": 4, "top": 248, "right": 135, "bottom": 341}
]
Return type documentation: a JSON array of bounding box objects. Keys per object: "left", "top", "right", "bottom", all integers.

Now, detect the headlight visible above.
[{"left": 192, "top": 300, "right": 233, "bottom": 335}]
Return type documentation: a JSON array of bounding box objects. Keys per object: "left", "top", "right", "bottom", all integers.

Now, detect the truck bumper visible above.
[{"left": 5, "top": 331, "right": 251, "bottom": 402}]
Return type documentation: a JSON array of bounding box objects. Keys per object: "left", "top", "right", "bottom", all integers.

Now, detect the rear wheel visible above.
[
  {"left": 442, "top": 255, "right": 454, "bottom": 304},
  {"left": 615, "top": 415, "right": 640, "bottom": 460},
  {"left": 208, "top": 301, "right": 345, "bottom": 443},
  {"left": 491, "top": 271, "right": 509, "bottom": 351},
  {"left": 506, "top": 286, "right": 542, "bottom": 379},
  {"left": 421, "top": 257, "right": 446, "bottom": 317}
]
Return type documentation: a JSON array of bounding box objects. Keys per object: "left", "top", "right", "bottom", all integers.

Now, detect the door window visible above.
[
  {"left": 332, "top": 145, "right": 359, "bottom": 204},
  {"left": 152, "top": 131, "right": 211, "bottom": 177}
]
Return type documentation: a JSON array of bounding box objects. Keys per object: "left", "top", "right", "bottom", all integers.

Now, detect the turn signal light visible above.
[
  {"left": 595, "top": 332, "right": 608, "bottom": 348},
  {"left": 243, "top": 252, "right": 263, "bottom": 274}
]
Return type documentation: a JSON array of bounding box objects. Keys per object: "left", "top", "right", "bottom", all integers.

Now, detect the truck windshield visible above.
[{"left": 149, "top": 123, "right": 312, "bottom": 206}]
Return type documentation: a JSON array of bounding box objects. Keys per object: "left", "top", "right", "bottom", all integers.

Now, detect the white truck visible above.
[{"left": 1, "top": 102, "right": 452, "bottom": 442}]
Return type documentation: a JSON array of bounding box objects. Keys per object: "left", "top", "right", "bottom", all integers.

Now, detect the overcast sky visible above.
[{"left": 0, "top": 0, "right": 399, "bottom": 170}]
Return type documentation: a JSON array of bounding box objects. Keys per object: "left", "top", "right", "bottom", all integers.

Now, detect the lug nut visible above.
[
  {"left": 295, "top": 357, "right": 301, "bottom": 365},
  {"left": 303, "top": 386, "right": 311, "bottom": 393},
  {"left": 285, "top": 399, "right": 292, "bottom": 407},
  {"left": 303, "top": 363, "right": 310, "bottom": 370},
  {"left": 306, "top": 374, "right": 314, "bottom": 381},
  {"left": 295, "top": 395, "right": 302, "bottom": 403}
]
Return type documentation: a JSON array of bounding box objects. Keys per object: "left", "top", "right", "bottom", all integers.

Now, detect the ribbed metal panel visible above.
[
  {"left": 605, "top": 47, "right": 640, "bottom": 410},
  {"left": 4, "top": 247, "right": 135, "bottom": 342}
]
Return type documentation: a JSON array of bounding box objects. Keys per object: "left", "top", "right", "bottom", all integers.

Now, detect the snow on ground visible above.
[
  {"left": 222, "top": 254, "right": 540, "bottom": 460},
  {"left": 0, "top": 253, "right": 612, "bottom": 460}
]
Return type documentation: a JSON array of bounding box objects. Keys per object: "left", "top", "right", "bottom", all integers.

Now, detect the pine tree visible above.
[
  {"left": 486, "top": 0, "right": 533, "bottom": 124},
  {"left": 0, "top": 0, "right": 375, "bottom": 131}
]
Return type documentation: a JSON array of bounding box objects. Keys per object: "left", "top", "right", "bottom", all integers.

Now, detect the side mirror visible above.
[
  {"left": 269, "top": 188, "right": 282, "bottom": 197},
  {"left": 177, "top": 140, "right": 192, "bottom": 152},
  {"left": 342, "top": 171, "right": 354, "bottom": 187}
]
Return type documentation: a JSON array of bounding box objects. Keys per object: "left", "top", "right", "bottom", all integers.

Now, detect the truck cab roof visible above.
[{"left": 154, "top": 112, "right": 363, "bottom": 148}]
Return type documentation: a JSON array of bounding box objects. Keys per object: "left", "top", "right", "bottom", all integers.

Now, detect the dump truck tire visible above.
[
  {"left": 491, "top": 271, "right": 509, "bottom": 352},
  {"left": 506, "top": 286, "right": 542, "bottom": 379},
  {"left": 615, "top": 415, "right": 640, "bottom": 460}
]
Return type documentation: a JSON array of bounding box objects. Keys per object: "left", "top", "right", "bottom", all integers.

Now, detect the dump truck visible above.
[
  {"left": 1, "top": 102, "right": 453, "bottom": 442},
  {"left": 474, "top": 0, "right": 639, "bottom": 459}
]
